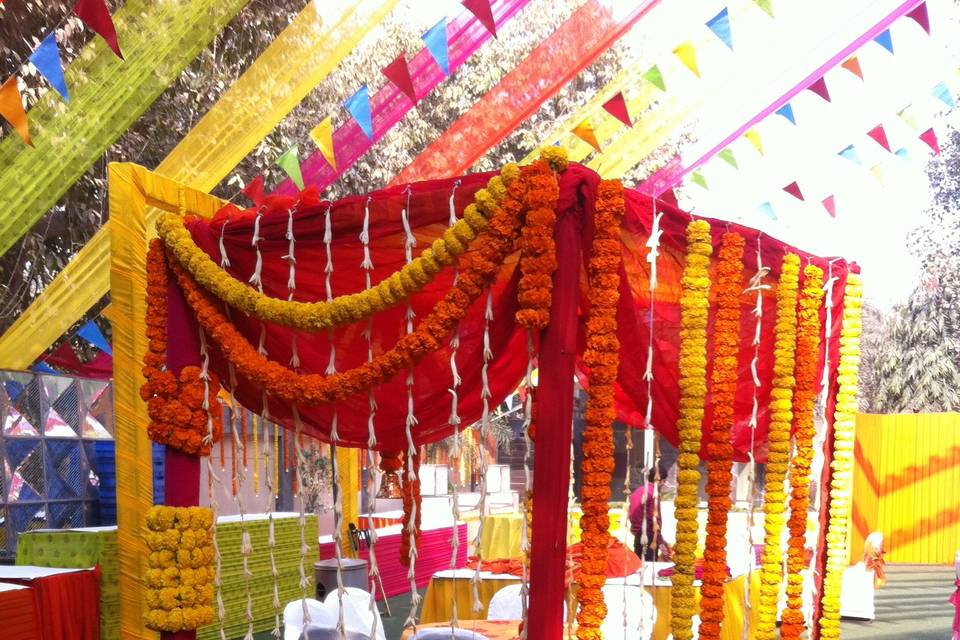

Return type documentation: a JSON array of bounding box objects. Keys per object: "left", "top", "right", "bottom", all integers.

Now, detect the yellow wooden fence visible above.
[{"left": 851, "top": 412, "right": 960, "bottom": 565}]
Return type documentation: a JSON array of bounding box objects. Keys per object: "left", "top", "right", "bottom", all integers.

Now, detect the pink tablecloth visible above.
[{"left": 319, "top": 524, "right": 467, "bottom": 599}]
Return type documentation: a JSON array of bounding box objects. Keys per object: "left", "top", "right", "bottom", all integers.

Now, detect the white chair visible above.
[
  {"left": 486, "top": 583, "right": 568, "bottom": 622},
  {"left": 840, "top": 531, "right": 883, "bottom": 620},
  {"left": 283, "top": 588, "right": 386, "bottom": 640},
  {"left": 600, "top": 584, "right": 657, "bottom": 640}
]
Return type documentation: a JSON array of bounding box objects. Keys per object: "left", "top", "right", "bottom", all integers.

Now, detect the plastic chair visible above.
[
  {"left": 600, "top": 584, "right": 657, "bottom": 640},
  {"left": 486, "top": 583, "right": 568, "bottom": 622},
  {"left": 840, "top": 531, "right": 882, "bottom": 620}
]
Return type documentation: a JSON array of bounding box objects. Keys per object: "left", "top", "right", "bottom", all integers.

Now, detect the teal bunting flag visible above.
[
  {"left": 775, "top": 103, "right": 796, "bottom": 124},
  {"left": 932, "top": 82, "right": 955, "bottom": 109},
  {"left": 838, "top": 144, "right": 863, "bottom": 165},
  {"left": 874, "top": 29, "right": 894, "bottom": 54},
  {"left": 706, "top": 8, "right": 733, "bottom": 49},
  {"left": 422, "top": 18, "right": 450, "bottom": 75}
]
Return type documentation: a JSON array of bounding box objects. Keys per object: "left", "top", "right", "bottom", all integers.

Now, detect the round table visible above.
[
  {"left": 479, "top": 514, "right": 525, "bottom": 560},
  {"left": 420, "top": 569, "right": 520, "bottom": 623}
]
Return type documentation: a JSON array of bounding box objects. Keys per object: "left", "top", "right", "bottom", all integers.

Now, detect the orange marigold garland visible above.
[
  {"left": 672, "top": 219, "right": 713, "bottom": 640},
  {"left": 574, "top": 179, "right": 625, "bottom": 640},
  {"left": 780, "top": 265, "right": 824, "bottom": 640},
  {"left": 400, "top": 451, "right": 422, "bottom": 568},
  {"left": 141, "top": 239, "right": 223, "bottom": 456},
  {"left": 699, "top": 232, "right": 745, "bottom": 640}
]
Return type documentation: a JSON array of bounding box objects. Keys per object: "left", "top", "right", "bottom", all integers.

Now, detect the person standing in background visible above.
[{"left": 629, "top": 467, "right": 664, "bottom": 561}]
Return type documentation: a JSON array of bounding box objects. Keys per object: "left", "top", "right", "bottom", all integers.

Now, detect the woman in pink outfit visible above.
[{"left": 629, "top": 468, "right": 664, "bottom": 561}]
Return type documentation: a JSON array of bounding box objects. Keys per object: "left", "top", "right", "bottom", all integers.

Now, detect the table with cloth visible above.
[
  {"left": 0, "top": 565, "right": 100, "bottom": 640},
  {"left": 0, "top": 582, "right": 42, "bottom": 640}
]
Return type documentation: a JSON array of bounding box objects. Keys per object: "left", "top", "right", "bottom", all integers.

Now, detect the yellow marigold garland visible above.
[
  {"left": 156, "top": 171, "right": 514, "bottom": 333},
  {"left": 699, "top": 232, "right": 744, "bottom": 640},
  {"left": 781, "top": 265, "right": 824, "bottom": 640},
  {"left": 671, "top": 219, "right": 712, "bottom": 640},
  {"left": 574, "top": 179, "right": 625, "bottom": 640},
  {"left": 756, "top": 253, "right": 801, "bottom": 639},
  {"left": 819, "top": 273, "right": 863, "bottom": 640},
  {"left": 144, "top": 506, "right": 216, "bottom": 632}
]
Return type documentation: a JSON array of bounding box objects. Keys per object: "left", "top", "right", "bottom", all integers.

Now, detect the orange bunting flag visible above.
[
  {"left": 572, "top": 119, "right": 601, "bottom": 153},
  {"left": 744, "top": 128, "right": 763, "bottom": 155},
  {"left": 841, "top": 55, "right": 864, "bottom": 80},
  {"left": 602, "top": 92, "right": 632, "bottom": 128},
  {"left": 310, "top": 116, "right": 337, "bottom": 170},
  {"left": 673, "top": 41, "right": 700, "bottom": 78},
  {"left": 0, "top": 76, "right": 32, "bottom": 147}
]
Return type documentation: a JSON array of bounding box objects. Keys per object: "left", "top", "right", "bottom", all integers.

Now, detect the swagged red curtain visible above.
[{"left": 165, "top": 163, "right": 853, "bottom": 464}]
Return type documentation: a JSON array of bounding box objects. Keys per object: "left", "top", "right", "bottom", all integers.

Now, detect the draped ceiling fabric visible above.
[{"left": 168, "top": 163, "right": 853, "bottom": 463}]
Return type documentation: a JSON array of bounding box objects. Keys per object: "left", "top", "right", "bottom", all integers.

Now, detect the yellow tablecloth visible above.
[
  {"left": 479, "top": 514, "right": 525, "bottom": 560},
  {"left": 420, "top": 570, "right": 519, "bottom": 623}
]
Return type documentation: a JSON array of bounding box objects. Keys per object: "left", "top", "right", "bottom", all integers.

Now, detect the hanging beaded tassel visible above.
[
  {"left": 447, "top": 180, "right": 463, "bottom": 633},
  {"left": 471, "top": 289, "right": 494, "bottom": 612}
]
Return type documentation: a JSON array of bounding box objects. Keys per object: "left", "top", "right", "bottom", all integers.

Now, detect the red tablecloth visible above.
[
  {"left": 0, "top": 583, "right": 42, "bottom": 640},
  {"left": 0, "top": 566, "right": 100, "bottom": 640},
  {"left": 320, "top": 524, "right": 467, "bottom": 599}
]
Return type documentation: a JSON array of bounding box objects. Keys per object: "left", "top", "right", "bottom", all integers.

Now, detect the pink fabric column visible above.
[{"left": 527, "top": 206, "right": 581, "bottom": 639}]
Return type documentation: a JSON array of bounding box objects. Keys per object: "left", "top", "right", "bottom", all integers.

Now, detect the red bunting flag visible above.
[
  {"left": 822, "top": 195, "right": 836, "bottom": 218},
  {"left": 74, "top": 0, "right": 122, "bottom": 59},
  {"left": 841, "top": 55, "right": 863, "bottom": 80},
  {"left": 659, "top": 189, "right": 679, "bottom": 208},
  {"left": 908, "top": 2, "right": 930, "bottom": 35},
  {"left": 783, "top": 181, "right": 804, "bottom": 201},
  {"left": 602, "top": 92, "right": 632, "bottom": 128},
  {"left": 462, "top": 0, "right": 497, "bottom": 37},
  {"left": 242, "top": 175, "right": 265, "bottom": 205},
  {"left": 806, "top": 77, "right": 831, "bottom": 102},
  {"left": 867, "top": 124, "right": 891, "bottom": 152},
  {"left": 920, "top": 127, "right": 940, "bottom": 154},
  {"left": 382, "top": 54, "right": 418, "bottom": 104},
  {"left": 0, "top": 76, "right": 32, "bottom": 146}
]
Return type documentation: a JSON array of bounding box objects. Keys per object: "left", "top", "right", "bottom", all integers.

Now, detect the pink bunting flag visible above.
[
  {"left": 783, "top": 181, "right": 804, "bottom": 201},
  {"left": 822, "top": 194, "right": 836, "bottom": 218},
  {"left": 841, "top": 55, "right": 864, "bottom": 80},
  {"left": 867, "top": 124, "right": 891, "bottom": 152},
  {"left": 242, "top": 175, "right": 265, "bottom": 205},
  {"left": 806, "top": 77, "right": 831, "bottom": 102},
  {"left": 462, "top": 0, "right": 497, "bottom": 37},
  {"left": 382, "top": 54, "right": 418, "bottom": 104},
  {"left": 908, "top": 2, "right": 930, "bottom": 35},
  {"left": 74, "top": 0, "right": 122, "bottom": 59},
  {"left": 602, "top": 92, "right": 632, "bottom": 127},
  {"left": 920, "top": 127, "right": 940, "bottom": 154}
]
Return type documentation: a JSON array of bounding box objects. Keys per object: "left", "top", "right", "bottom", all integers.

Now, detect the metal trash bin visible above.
[{"left": 314, "top": 558, "right": 368, "bottom": 600}]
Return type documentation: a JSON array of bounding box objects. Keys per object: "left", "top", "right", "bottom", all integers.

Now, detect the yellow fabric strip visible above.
[
  {"left": 337, "top": 446, "right": 360, "bottom": 558},
  {"left": 0, "top": 0, "right": 397, "bottom": 369},
  {"left": 0, "top": 0, "right": 248, "bottom": 258}
]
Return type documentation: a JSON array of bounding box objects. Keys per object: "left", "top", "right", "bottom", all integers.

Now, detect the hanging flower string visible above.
[
  {"left": 446, "top": 179, "right": 464, "bottom": 633},
  {"left": 669, "top": 219, "right": 713, "bottom": 640},
  {"left": 471, "top": 287, "right": 495, "bottom": 613},
  {"left": 781, "top": 264, "right": 825, "bottom": 640},
  {"left": 700, "top": 232, "right": 745, "bottom": 640},
  {"left": 575, "top": 179, "right": 625, "bottom": 640},
  {"left": 756, "top": 253, "right": 801, "bottom": 640},
  {"left": 819, "top": 274, "right": 863, "bottom": 640}
]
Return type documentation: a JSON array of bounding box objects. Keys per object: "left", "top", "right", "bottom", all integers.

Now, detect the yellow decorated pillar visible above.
[{"left": 336, "top": 446, "right": 360, "bottom": 558}]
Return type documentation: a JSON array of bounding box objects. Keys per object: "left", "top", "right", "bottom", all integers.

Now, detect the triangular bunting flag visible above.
[
  {"left": 29, "top": 34, "right": 68, "bottom": 102},
  {"left": 572, "top": 119, "right": 601, "bottom": 153},
  {"left": 783, "top": 181, "right": 804, "bottom": 201},
  {"left": 744, "top": 128, "right": 763, "bottom": 155},
  {"left": 870, "top": 164, "right": 885, "bottom": 184},
  {"left": 690, "top": 171, "right": 708, "bottom": 189},
  {"left": 838, "top": 144, "right": 862, "bottom": 165},
  {"left": 673, "top": 41, "right": 700, "bottom": 78},
  {"left": 383, "top": 54, "right": 418, "bottom": 104},
  {"left": 907, "top": 2, "right": 930, "bottom": 35},
  {"left": 32, "top": 363, "right": 59, "bottom": 375},
  {"left": 706, "top": 8, "right": 733, "bottom": 50},
  {"left": 753, "top": 0, "right": 773, "bottom": 17},
  {"left": 74, "top": 0, "right": 122, "bottom": 59},
  {"left": 822, "top": 195, "right": 836, "bottom": 218},
  {"left": 920, "top": 127, "right": 940, "bottom": 155},
  {"left": 806, "top": 77, "right": 831, "bottom": 102},
  {"left": 462, "top": 0, "right": 497, "bottom": 37},
  {"left": 758, "top": 202, "right": 777, "bottom": 220},
  {"left": 841, "top": 55, "right": 863, "bottom": 80},
  {"left": 897, "top": 105, "right": 919, "bottom": 131},
  {"left": 718, "top": 148, "right": 738, "bottom": 169},
  {"left": 867, "top": 124, "right": 891, "bottom": 152},
  {"left": 242, "top": 175, "right": 265, "bottom": 205},
  {"left": 276, "top": 146, "right": 305, "bottom": 189},
  {"left": 642, "top": 65, "right": 666, "bottom": 91},
  {"left": 344, "top": 84, "right": 373, "bottom": 140},
  {"left": 0, "top": 76, "right": 32, "bottom": 146},
  {"left": 932, "top": 82, "right": 955, "bottom": 109},
  {"left": 775, "top": 103, "right": 796, "bottom": 124},
  {"left": 659, "top": 189, "right": 679, "bottom": 208},
  {"left": 309, "top": 116, "right": 336, "bottom": 170},
  {"left": 422, "top": 18, "right": 450, "bottom": 76},
  {"left": 77, "top": 320, "right": 111, "bottom": 355},
  {"left": 894, "top": 147, "right": 909, "bottom": 162},
  {"left": 602, "top": 92, "right": 632, "bottom": 127},
  {"left": 874, "top": 29, "right": 894, "bottom": 54}
]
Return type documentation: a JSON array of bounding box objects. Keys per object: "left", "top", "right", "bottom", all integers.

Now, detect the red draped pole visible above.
[{"left": 527, "top": 208, "right": 581, "bottom": 639}]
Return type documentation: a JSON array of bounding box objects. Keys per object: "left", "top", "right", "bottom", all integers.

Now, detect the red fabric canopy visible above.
[{"left": 168, "top": 163, "right": 853, "bottom": 463}]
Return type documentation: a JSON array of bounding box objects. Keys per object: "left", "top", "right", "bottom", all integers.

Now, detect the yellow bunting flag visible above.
[
  {"left": 744, "top": 128, "right": 764, "bottom": 155},
  {"left": 673, "top": 41, "right": 700, "bottom": 78},
  {"left": 0, "top": 76, "right": 32, "bottom": 146},
  {"left": 310, "top": 115, "right": 337, "bottom": 170},
  {"left": 572, "top": 119, "right": 602, "bottom": 153},
  {"left": 871, "top": 163, "right": 886, "bottom": 185}
]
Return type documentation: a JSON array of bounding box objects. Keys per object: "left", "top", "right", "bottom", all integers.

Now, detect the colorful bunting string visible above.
[
  {"left": 642, "top": 64, "right": 666, "bottom": 91},
  {"left": 897, "top": 105, "right": 919, "bottom": 131},
  {"left": 758, "top": 201, "right": 776, "bottom": 220},
  {"left": 806, "top": 76, "right": 831, "bottom": 102},
  {"left": 822, "top": 194, "right": 836, "bottom": 217},
  {"left": 74, "top": 0, "right": 123, "bottom": 59},
  {"left": 276, "top": 146, "right": 304, "bottom": 189},
  {"left": 838, "top": 144, "right": 862, "bottom": 165},
  {"left": 29, "top": 34, "right": 69, "bottom": 102},
  {"left": 718, "top": 148, "right": 738, "bottom": 169},
  {"left": 602, "top": 92, "right": 632, "bottom": 127},
  {"left": 744, "top": 128, "right": 763, "bottom": 155},
  {"left": 673, "top": 41, "right": 700, "bottom": 78},
  {"left": 690, "top": 170, "right": 708, "bottom": 189},
  {"left": 422, "top": 18, "right": 451, "bottom": 75},
  {"left": 894, "top": 147, "right": 909, "bottom": 161},
  {"left": 907, "top": 2, "right": 930, "bottom": 35},
  {"left": 873, "top": 28, "right": 894, "bottom": 54},
  {"left": 782, "top": 181, "right": 804, "bottom": 200},
  {"left": 919, "top": 127, "right": 940, "bottom": 155},
  {"left": 866, "top": 124, "right": 891, "bottom": 152},
  {"left": 571, "top": 119, "right": 601, "bottom": 152},
  {"left": 841, "top": 55, "right": 863, "bottom": 80},
  {"left": 309, "top": 116, "right": 336, "bottom": 170},
  {"left": 462, "top": 0, "right": 497, "bottom": 37},
  {"left": 0, "top": 77, "right": 32, "bottom": 146},
  {"left": 706, "top": 8, "right": 733, "bottom": 50},
  {"left": 753, "top": 0, "right": 773, "bottom": 18},
  {"left": 382, "top": 54, "right": 418, "bottom": 104},
  {"left": 776, "top": 103, "right": 796, "bottom": 124},
  {"left": 344, "top": 84, "right": 373, "bottom": 140},
  {"left": 78, "top": 319, "right": 111, "bottom": 355},
  {"left": 932, "top": 82, "right": 955, "bottom": 109},
  {"left": 242, "top": 175, "right": 265, "bottom": 206}
]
